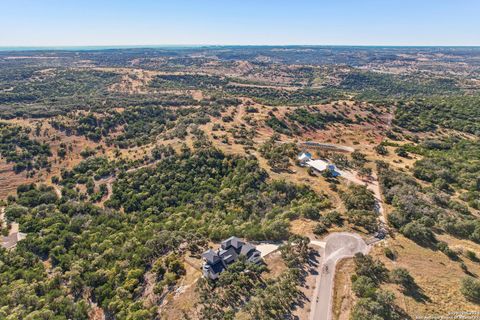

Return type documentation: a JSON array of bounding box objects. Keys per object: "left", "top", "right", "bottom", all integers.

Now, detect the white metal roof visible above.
[
  {"left": 306, "top": 159, "right": 329, "bottom": 171},
  {"left": 298, "top": 152, "right": 312, "bottom": 161}
]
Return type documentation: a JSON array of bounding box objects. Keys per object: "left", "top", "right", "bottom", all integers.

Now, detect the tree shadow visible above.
[
  {"left": 468, "top": 255, "right": 480, "bottom": 263},
  {"left": 403, "top": 283, "right": 431, "bottom": 303},
  {"left": 288, "top": 250, "right": 321, "bottom": 315},
  {"left": 290, "top": 290, "right": 308, "bottom": 315},
  {"left": 308, "top": 250, "right": 320, "bottom": 266},
  {"left": 464, "top": 269, "right": 478, "bottom": 278},
  {"left": 301, "top": 251, "right": 321, "bottom": 282},
  {"left": 394, "top": 305, "right": 413, "bottom": 320},
  {"left": 407, "top": 236, "right": 439, "bottom": 251}
]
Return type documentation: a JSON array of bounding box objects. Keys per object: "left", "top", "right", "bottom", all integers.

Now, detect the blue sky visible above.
[{"left": 1, "top": 0, "right": 479, "bottom": 46}]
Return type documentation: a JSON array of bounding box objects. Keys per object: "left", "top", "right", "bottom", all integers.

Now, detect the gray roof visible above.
[
  {"left": 240, "top": 243, "right": 257, "bottom": 257},
  {"left": 204, "top": 260, "right": 225, "bottom": 275},
  {"left": 202, "top": 236, "right": 262, "bottom": 279},
  {"left": 202, "top": 249, "right": 220, "bottom": 264},
  {"left": 219, "top": 247, "right": 238, "bottom": 264},
  {"left": 211, "top": 261, "right": 225, "bottom": 274},
  {"left": 221, "top": 236, "right": 244, "bottom": 250}
]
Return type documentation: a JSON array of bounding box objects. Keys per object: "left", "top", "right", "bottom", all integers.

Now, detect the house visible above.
[
  {"left": 202, "top": 249, "right": 225, "bottom": 280},
  {"left": 306, "top": 159, "right": 341, "bottom": 177},
  {"left": 306, "top": 159, "right": 328, "bottom": 171},
  {"left": 201, "top": 236, "right": 262, "bottom": 280},
  {"left": 297, "top": 152, "right": 312, "bottom": 165},
  {"left": 1, "top": 232, "right": 26, "bottom": 250}
]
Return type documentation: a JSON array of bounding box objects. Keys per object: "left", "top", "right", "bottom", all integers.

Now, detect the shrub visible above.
[
  {"left": 325, "top": 210, "right": 342, "bottom": 226},
  {"left": 400, "top": 221, "right": 435, "bottom": 245},
  {"left": 341, "top": 185, "right": 376, "bottom": 211},
  {"left": 374, "top": 144, "right": 388, "bottom": 155},
  {"left": 436, "top": 241, "right": 459, "bottom": 260},
  {"left": 352, "top": 275, "right": 377, "bottom": 298},
  {"left": 461, "top": 277, "right": 480, "bottom": 303},
  {"left": 351, "top": 290, "right": 398, "bottom": 320},
  {"left": 384, "top": 247, "right": 396, "bottom": 260},
  {"left": 465, "top": 250, "right": 479, "bottom": 262},
  {"left": 313, "top": 222, "right": 328, "bottom": 236},
  {"left": 354, "top": 253, "right": 388, "bottom": 284},
  {"left": 390, "top": 268, "right": 416, "bottom": 291},
  {"left": 347, "top": 210, "right": 378, "bottom": 233},
  {"left": 329, "top": 182, "right": 338, "bottom": 192},
  {"left": 395, "top": 147, "right": 409, "bottom": 158}
]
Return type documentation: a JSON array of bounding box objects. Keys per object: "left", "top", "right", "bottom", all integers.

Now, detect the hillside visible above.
[{"left": 0, "top": 47, "right": 479, "bottom": 320}]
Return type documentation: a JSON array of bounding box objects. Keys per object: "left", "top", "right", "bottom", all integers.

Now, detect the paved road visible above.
[{"left": 309, "top": 233, "right": 369, "bottom": 320}]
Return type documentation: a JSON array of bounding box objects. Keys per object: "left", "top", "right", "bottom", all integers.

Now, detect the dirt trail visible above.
[{"left": 53, "top": 184, "right": 62, "bottom": 199}]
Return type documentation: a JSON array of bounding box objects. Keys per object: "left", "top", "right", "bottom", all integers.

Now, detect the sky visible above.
[{"left": 1, "top": 0, "right": 479, "bottom": 47}]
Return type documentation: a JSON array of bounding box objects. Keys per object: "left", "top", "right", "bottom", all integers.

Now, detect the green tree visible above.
[
  {"left": 461, "top": 277, "right": 480, "bottom": 303},
  {"left": 390, "top": 268, "right": 416, "bottom": 292}
]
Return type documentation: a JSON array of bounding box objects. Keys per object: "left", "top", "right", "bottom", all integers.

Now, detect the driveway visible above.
[
  {"left": 309, "top": 232, "right": 369, "bottom": 320},
  {"left": 255, "top": 243, "right": 280, "bottom": 257},
  {"left": 302, "top": 155, "right": 385, "bottom": 224}
]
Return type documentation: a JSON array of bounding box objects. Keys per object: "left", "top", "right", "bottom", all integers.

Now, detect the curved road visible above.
[{"left": 309, "top": 232, "right": 370, "bottom": 320}]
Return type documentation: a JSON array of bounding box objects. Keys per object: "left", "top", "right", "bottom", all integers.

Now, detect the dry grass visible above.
[
  {"left": 0, "top": 118, "right": 104, "bottom": 198},
  {"left": 332, "top": 233, "right": 480, "bottom": 319},
  {"left": 108, "top": 70, "right": 154, "bottom": 94},
  {"left": 290, "top": 218, "right": 317, "bottom": 238},
  {"left": 372, "top": 235, "right": 480, "bottom": 317},
  {"left": 382, "top": 145, "right": 420, "bottom": 171},
  {"left": 263, "top": 251, "right": 288, "bottom": 279},
  {"left": 159, "top": 255, "right": 202, "bottom": 320},
  {"left": 161, "top": 251, "right": 289, "bottom": 320},
  {"left": 332, "top": 258, "right": 356, "bottom": 320},
  {"left": 0, "top": 161, "right": 35, "bottom": 199}
]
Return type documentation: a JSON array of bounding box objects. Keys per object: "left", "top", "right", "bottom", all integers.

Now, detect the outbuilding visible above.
[{"left": 297, "top": 152, "right": 312, "bottom": 165}]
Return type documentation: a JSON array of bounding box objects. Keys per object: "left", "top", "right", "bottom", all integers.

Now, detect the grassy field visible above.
[{"left": 372, "top": 235, "right": 480, "bottom": 317}]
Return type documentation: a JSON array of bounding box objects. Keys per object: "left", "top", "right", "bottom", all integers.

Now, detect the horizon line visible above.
[{"left": 1, "top": 44, "right": 480, "bottom": 52}]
